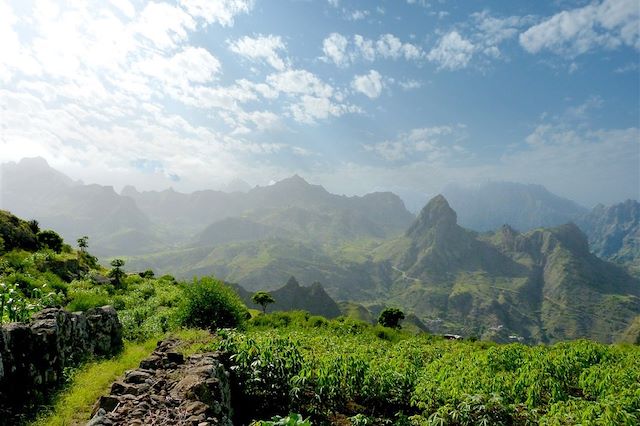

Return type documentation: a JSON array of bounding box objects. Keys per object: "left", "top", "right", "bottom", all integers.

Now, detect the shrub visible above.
[
  {"left": 67, "top": 292, "right": 109, "bottom": 312},
  {"left": 37, "top": 230, "right": 64, "bottom": 253},
  {"left": 178, "top": 277, "right": 247, "bottom": 330},
  {"left": 378, "top": 308, "right": 405, "bottom": 329}
]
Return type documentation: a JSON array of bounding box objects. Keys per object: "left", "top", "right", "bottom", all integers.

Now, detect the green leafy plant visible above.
[
  {"left": 378, "top": 307, "right": 405, "bottom": 329},
  {"left": 252, "top": 291, "right": 276, "bottom": 314},
  {"left": 178, "top": 276, "right": 248, "bottom": 330}
]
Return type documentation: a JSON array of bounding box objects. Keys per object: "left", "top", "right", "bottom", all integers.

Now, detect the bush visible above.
[
  {"left": 178, "top": 277, "right": 248, "bottom": 330},
  {"left": 37, "top": 230, "right": 64, "bottom": 253},
  {"left": 67, "top": 292, "right": 109, "bottom": 312},
  {"left": 378, "top": 307, "right": 405, "bottom": 329}
]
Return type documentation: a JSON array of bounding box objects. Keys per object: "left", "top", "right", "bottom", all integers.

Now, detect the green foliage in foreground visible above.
[
  {"left": 251, "top": 413, "right": 312, "bottom": 426},
  {"left": 178, "top": 276, "right": 248, "bottom": 331},
  {"left": 30, "top": 338, "right": 159, "bottom": 426},
  {"left": 215, "top": 312, "right": 640, "bottom": 425}
]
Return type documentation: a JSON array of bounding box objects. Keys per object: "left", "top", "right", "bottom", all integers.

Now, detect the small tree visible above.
[
  {"left": 27, "top": 219, "right": 40, "bottom": 234},
  {"left": 252, "top": 291, "right": 275, "bottom": 314},
  {"left": 378, "top": 308, "right": 405, "bottom": 329},
  {"left": 108, "top": 258, "right": 126, "bottom": 288},
  {"left": 77, "top": 235, "right": 89, "bottom": 252},
  {"left": 37, "top": 230, "right": 64, "bottom": 253}
]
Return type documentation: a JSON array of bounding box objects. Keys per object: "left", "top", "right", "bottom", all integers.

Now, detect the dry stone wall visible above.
[
  {"left": 88, "top": 339, "right": 233, "bottom": 426},
  {"left": 0, "top": 306, "right": 122, "bottom": 415}
]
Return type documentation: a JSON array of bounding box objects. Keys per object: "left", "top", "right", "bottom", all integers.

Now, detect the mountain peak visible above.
[
  {"left": 407, "top": 195, "right": 457, "bottom": 236},
  {"left": 278, "top": 174, "right": 309, "bottom": 186},
  {"left": 284, "top": 276, "right": 301, "bottom": 289},
  {"left": 18, "top": 156, "right": 51, "bottom": 169}
]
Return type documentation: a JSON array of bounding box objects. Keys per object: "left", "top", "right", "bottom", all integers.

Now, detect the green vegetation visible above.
[
  {"left": 31, "top": 338, "right": 159, "bottom": 426},
  {"left": 252, "top": 291, "right": 276, "bottom": 313},
  {"left": 108, "top": 258, "right": 125, "bottom": 288},
  {"left": 378, "top": 307, "right": 405, "bottom": 329},
  {"left": 208, "top": 311, "right": 640, "bottom": 425},
  {"left": 177, "top": 276, "right": 248, "bottom": 331},
  {"left": 2, "top": 208, "right": 639, "bottom": 425}
]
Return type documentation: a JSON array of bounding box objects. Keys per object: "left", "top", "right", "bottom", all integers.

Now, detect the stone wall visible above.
[
  {"left": 89, "top": 339, "right": 233, "bottom": 426},
  {"left": 0, "top": 306, "right": 123, "bottom": 413}
]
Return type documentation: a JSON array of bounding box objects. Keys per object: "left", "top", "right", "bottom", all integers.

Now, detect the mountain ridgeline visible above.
[
  {"left": 380, "top": 196, "right": 639, "bottom": 343},
  {"left": 442, "top": 182, "right": 588, "bottom": 232},
  {"left": 1, "top": 158, "right": 639, "bottom": 344},
  {"left": 1, "top": 158, "right": 413, "bottom": 256}
]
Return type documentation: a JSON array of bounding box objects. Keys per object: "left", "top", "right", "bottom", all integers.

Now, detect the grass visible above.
[
  {"left": 29, "top": 328, "right": 218, "bottom": 426},
  {"left": 30, "top": 338, "right": 159, "bottom": 426}
]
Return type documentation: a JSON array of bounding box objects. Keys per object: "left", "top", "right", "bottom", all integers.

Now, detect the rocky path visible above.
[{"left": 88, "top": 339, "right": 233, "bottom": 426}]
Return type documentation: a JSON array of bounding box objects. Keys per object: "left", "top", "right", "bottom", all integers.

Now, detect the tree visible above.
[
  {"left": 108, "top": 258, "right": 126, "bottom": 288},
  {"left": 252, "top": 291, "right": 275, "bottom": 314},
  {"left": 77, "top": 235, "right": 89, "bottom": 252},
  {"left": 27, "top": 219, "right": 40, "bottom": 234},
  {"left": 378, "top": 308, "right": 405, "bottom": 329},
  {"left": 37, "top": 230, "right": 64, "bottom": 253}
]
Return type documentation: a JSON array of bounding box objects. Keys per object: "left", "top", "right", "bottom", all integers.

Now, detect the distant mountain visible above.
[
  {"left": 0, "top": 158, "right": 159, "bottom": 256},
  {"left": 443, "top": 182, "right": 588, "bottom": 232},
  {"left": 127, "top": 175, "right": 415, "bottom": 242},
  {"left": 575, "top": 200, "right": 640, "bottom": 271},
  {"left": 231, "top": 276, "right": 341, "bottom": 318},
  {"left": 129, "top": 194, "right": 640, "bottom": 343},
  {"left": 375, "top": 195, "right": 639, "bottom": 343},
  {"left": 1, "top": 159, "right": 414, "bottom": 256}
]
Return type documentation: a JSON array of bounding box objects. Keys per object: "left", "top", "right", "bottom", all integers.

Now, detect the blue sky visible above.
[{"left": 0, "top": 0, "right": 638, "bottom": 208}]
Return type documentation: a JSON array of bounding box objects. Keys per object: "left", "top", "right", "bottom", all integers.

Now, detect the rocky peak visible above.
[
  {"left": 275, "top": 174, "right": 311, "bottom": 189},
  {"left": 551, "top": 223, "right": 591, "bottom": 256},
  {"left": 283, "top": 276, "right": 301, "bottom": 289},
  {"left": 406, "top": 194, "right": 457, "bottom": 238},
  {"left": 121, "top": 185, "right": 139, "bottom": 198}
]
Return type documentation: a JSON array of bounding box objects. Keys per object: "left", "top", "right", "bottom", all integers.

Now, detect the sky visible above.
[{"left": 0, "top": 0, "right": 638, "bottom": 209}]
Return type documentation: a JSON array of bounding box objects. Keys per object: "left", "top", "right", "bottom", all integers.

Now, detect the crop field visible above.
[{"left": 212, "top": 312, "right": 640, "bottom": 425}]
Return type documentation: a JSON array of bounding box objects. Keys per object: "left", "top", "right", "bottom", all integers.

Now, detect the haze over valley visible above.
[{"left": 1, "top": 1, "right": 640, "bottom": 423}]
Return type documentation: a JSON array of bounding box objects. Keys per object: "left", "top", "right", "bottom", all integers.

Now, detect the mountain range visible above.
[{"left": 1, "top": 157, "right": 639, "bottom": 343}]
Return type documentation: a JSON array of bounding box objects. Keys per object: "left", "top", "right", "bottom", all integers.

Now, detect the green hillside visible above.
[{"left": 127, "top": 195, "right": 640, "bottom": 344}]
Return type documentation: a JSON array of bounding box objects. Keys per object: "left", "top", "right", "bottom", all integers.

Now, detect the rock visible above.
[
  {"left": 139, "top": 355, "right": 162, "bottom": 370},
  {"left": 0, "top": 307, "right": 123, "bottom": 420},
  {"left": 111, "top": 381, "right": 142, "bottom": 396},
  {"left": 167, "top": 351, "right": 185, "bottom": 365},
  {"left": 124, "top": 369, "right": 152, "bottom": 384},
  {"left": 85, "top": 339, "right": 233, "bottom": 426},
  {"left": 184, "top": 401, "right": 209, "bottom": 416}
]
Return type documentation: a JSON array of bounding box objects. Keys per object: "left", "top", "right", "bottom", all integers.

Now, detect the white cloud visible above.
[
  {"left": 135, "top": 2, "right": 195, "bottom": 50},
  {"left": 520, "top": 0, "right": 640, "bottom": 55},
  {"left": 267, "top": 69, "right": 334, "bottom": 98},
  {"left": 364, "top": 125, "right": 466, "bottom": 161},
  {"left": 136, "top": 47, "right": 221, "bottom": 88},
  {"left": 426, "top": 12, "right": 534, "bottom": 70},
  {"left": 322, "top": 33, "right": 350, "bottom": 67},
  {"left": 264, "top": 69, "right": 359, "bottom": 123},
  {"left": 376, "top": 34, "right": 422, "bottom": 60},
  {"left": 290, "top": 95, "right": 359, "bottom": 124},
  {"left": 427, "top": 31, "right": 475, "bottom": 70},
  {"left": 321, "top": 33, "right": 424, "bottom": 66},
  {"left": 179, "top": 0, "right": 254, "bottom": 26},
  {"left": 354, "top": 35, "right": 376, "bottom": 61},
  {"left": 228, "top": 35, "right": 288, "bottom": 70},
  {"left": 109, "top": 0, "right": 136, "bottom": 18},
  {"left": 351, "top": 70, "right": 384, "bottom": 99},
  {"left": 348, "top": 10, "right": 369, "bottom": 21},
  {"left": 398, "top": 79, "right": 423, "bottom": 90}
]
